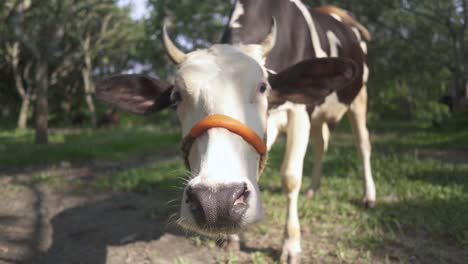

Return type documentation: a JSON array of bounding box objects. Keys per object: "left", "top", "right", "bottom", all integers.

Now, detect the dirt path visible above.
[{"left": 0, "top": 150, "right": 253, "bottom": 264}]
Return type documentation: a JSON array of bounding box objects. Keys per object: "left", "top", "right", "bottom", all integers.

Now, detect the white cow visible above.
[{"left": 96, "top": 22, "right": 358, "bottom": 263}]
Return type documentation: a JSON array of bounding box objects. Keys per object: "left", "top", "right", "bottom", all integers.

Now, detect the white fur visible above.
[
  {"left": 312, "top": 92, "right": 348, "bottom": 123},
  {"left": 330, "top": 13, "right": 343, "bottom": 22},
  {"left": 289, "top": 0, "right": 327, "bottom": 58},
  {"left": 352, "top": 27, "right": 362, "bottom": 41},
  {"left": 326, "top": 31, "right": 342, "bottom": 57},
  {"left": 229, "top": 0, "right": 245, "bottom": 28},
  {"left": 363, "top": 64, "right": 369, "bottom": 83},
  {"left": 360, "top": 41, "right": 368, "bottom": 54}
]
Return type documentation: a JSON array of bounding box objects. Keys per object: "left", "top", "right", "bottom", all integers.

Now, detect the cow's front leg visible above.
[
  {"left": 221, "top": 234, "right": 240, "bottom": 251},
  {"left": 280, "top": 107, "right": 310, "bottom": 264}
]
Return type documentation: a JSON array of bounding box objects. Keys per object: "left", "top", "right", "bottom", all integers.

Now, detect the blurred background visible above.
[
  {"left": 0, "top": 1, "right": 467, "bottom": 263},
  {"left": 1, "top": 0, "right": 467, "bottom": 135}
]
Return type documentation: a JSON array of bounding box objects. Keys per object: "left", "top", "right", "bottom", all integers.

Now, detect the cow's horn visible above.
[
  {"left": 163, "top": 22, "right": 186, "bottom": 64},
  {"left": 261, "top": 18, "right": 277, "bottom": 57}
]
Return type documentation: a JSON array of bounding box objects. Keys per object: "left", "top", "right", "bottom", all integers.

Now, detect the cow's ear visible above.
[
  {"left": 96, "top": 74, "right": 173, "bottom": 115},
  {"left": 268, "top": 58, "right": 358, "bottom": 105}
]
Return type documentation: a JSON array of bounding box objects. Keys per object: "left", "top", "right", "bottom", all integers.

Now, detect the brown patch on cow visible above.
[{"left": 314, "top": 5, "right": 371, "bottom": 41}]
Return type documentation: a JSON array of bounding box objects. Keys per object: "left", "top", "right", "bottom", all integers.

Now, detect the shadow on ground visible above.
[{"left": 24, "top": 192, "right": 185, "bottom": 264}]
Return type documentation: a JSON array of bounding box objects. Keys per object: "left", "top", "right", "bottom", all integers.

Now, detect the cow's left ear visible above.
[
  {"left": 268, "top": 58, "right": 358, "bottom": 105},
  {"left": 96, "top": 74, "right": 174, "bottom": 115}
]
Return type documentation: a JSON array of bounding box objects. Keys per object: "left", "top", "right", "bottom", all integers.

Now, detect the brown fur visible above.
[{"left": 314, "top": 5, "right": 371, "bottom": 41}]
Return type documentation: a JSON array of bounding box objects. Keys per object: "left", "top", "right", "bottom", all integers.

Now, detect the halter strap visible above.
[
  {"left": 190, "top": 115, "right": 266, "bottom": 154},
  {"left": 180, "top": 114, "right": 268, "bottom": 174}
]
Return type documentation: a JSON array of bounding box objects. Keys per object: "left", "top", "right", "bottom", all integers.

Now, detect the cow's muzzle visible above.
[{"left": 185, "top": 183, "right": 249, "bottom": 229}]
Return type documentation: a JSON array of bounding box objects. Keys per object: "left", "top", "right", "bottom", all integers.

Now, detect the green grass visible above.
[
  {"left": 0, "top": 125, "right": 180, "bottom": 168},
  {"left": 369, "top": 114, "right": 468, "bottom": 148},
  {"left": 88, "top": 160, "right": 186, "bottom": 194},
  {"left": 74, "top": 118, "right": 468, "bottom": 263}
]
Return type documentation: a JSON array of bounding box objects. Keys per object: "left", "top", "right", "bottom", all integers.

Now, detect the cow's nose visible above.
[{"left": 186, "top": 183, "right": 249, "bottom": 228}]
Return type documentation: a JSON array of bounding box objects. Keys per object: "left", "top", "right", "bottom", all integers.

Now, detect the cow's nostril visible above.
[
  {"left": 186, "top": 187, "right": 201, "bottom": 211},
  {"left": 233, "top": 183, "right": 249, "bottom": 206},
  {"left": 230, "top": 183, "right": 249, "bottom": 221}
]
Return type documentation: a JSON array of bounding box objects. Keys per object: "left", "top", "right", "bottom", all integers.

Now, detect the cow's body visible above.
[{"left": 223, "top": 1, "right": 376, "bottom": 262}]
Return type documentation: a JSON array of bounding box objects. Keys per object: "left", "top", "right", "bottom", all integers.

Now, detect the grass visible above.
[
  {"left": 2, "top": 117, "right": 467, "bottom": 263},
  {"left": 0, "top": 125, "right": 180, "bottom": 168},
  {"left": 88, "top": 160, "right": 186, "bottom": 194}
]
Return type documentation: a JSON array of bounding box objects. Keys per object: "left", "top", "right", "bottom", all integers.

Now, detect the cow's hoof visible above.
[
  {"left": 363, "top": 198, "right": 376, "bottom": 209},
  {"left": 281, "top": 241, "right": 301, "bottom": 264},
  {"left": 305, "top": 188, "right": 316, "bottom": 199},
  {"left": 280, "top": 252, "right": 301, "bottom": 264},
  {"left": 220, "top": 238, "right": 240, "bottom": 251}
]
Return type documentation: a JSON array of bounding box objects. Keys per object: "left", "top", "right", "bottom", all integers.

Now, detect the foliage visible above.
[
  {"left": 144, "top": 0, "right": 231, "bottom": 78},
  {"left": 0, "top": 0, "right": 144, "bottom": 132},
  {"left": 1, "top": 0, "right": 467, "bottom": 136}
]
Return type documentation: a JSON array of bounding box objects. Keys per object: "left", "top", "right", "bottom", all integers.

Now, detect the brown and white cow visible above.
[
  {"left": 222, "top": 1, "right": 376, "bottom": 261},
  {"left": 96, "top": 20, "right": 358, "bottom": 263}
]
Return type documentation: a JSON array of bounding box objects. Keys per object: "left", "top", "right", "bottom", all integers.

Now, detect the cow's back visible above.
[{"left": 222, "top": 0, "right": 369, "bottom": 122}]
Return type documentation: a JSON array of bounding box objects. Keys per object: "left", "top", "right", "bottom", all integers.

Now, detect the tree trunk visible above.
[
  {"left": 17, "top": 94, "right": 30, "bottom": 129},
  {"left": 82, "top": 68, "right": 97, "bottom": 127},
  {"left": 85, "top": 92, "right": 97, "bottom": 127},
  {"left": 34, "top": 62, "right": 48, "bottom": 144}
]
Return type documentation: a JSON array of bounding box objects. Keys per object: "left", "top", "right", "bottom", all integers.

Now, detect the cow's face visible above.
[
  {"left": 96, "top": 22, "right": 358, "bottom": 235},
  {"left": 174, "top": 45, "right": 270, "bottom": 233}
]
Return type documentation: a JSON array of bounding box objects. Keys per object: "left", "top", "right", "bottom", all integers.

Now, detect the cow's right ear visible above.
[
  {"left": 268, "top": 58, "right": 358, "bottom": 106},
  {"left": 96, "top": 74, "right": 174, "bottom": 115}
]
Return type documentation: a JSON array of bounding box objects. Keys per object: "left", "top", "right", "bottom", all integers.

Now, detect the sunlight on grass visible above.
[
  {"left": 0, "top": 126, "right": 180, "bottom": 168},
  {"left": 89, "top": 159, "right": 186, "bottom": 194}
]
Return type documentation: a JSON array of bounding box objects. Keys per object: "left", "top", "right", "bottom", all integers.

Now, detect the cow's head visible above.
[{"left": 96, "top": 21, "right": 357, "bottom": 235}]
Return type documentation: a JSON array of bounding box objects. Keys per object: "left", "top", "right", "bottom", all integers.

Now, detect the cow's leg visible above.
[
  {"left": 306, "top": 121, "right": 330, "bottom": 198},
  {"left": 280, "top": 107, "right": 310, "bottom": 264},
  {"left": 347, "top": 86, "right": 376, "bottom": 208},
  {"left": 267, "top": 109, "right": 288, "bottom": 150},
  {"left": 222, "top": 234, "right": 240, "bottom": 251}
]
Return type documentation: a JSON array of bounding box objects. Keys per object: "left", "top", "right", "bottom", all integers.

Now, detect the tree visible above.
[
  {"left": 4, "top": 42, "right": 34, "bottom": 129},
  {"left": 145, "top": 0, "right": 231, "bottom": 77},
  {"left": 73, "top": 3, "right": 140, "bottom": 127},
  {"left": 3, "top": 0, "right": 142, "bottom": 139}
]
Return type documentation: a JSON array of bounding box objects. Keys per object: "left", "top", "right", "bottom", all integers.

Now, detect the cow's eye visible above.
[
  {"left": 259, "top": 82, "right": 269, "bottom": 94},
  {"left": 171, "top": 90, "right": 182, "bottom": 105}
]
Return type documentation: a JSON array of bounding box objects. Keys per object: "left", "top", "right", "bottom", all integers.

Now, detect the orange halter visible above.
[{"left": 180, "top": 114, "right": 268, "bottom": 174}]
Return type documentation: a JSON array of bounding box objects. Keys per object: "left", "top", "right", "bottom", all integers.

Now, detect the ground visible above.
[{"left": 0, "top": 119, "right": 467, "bottom": 263}]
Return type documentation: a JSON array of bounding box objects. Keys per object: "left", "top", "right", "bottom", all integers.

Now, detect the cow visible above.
[
  {"left": 95, "top": 19, "right": 358, "bottom": 264},
  {"left": 221, "top": 0, "right": 376, "bottom": 262}
]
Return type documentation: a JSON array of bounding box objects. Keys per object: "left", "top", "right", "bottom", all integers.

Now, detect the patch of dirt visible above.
[
  {"left": 0, "top": 184, "right": 254, "bottom": 264},
  {"left": 0, "top": 150, "right": 254, "bottom": 264},
  {"left": 416, "top": 148, "right": 468, "bottom": 165}
]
